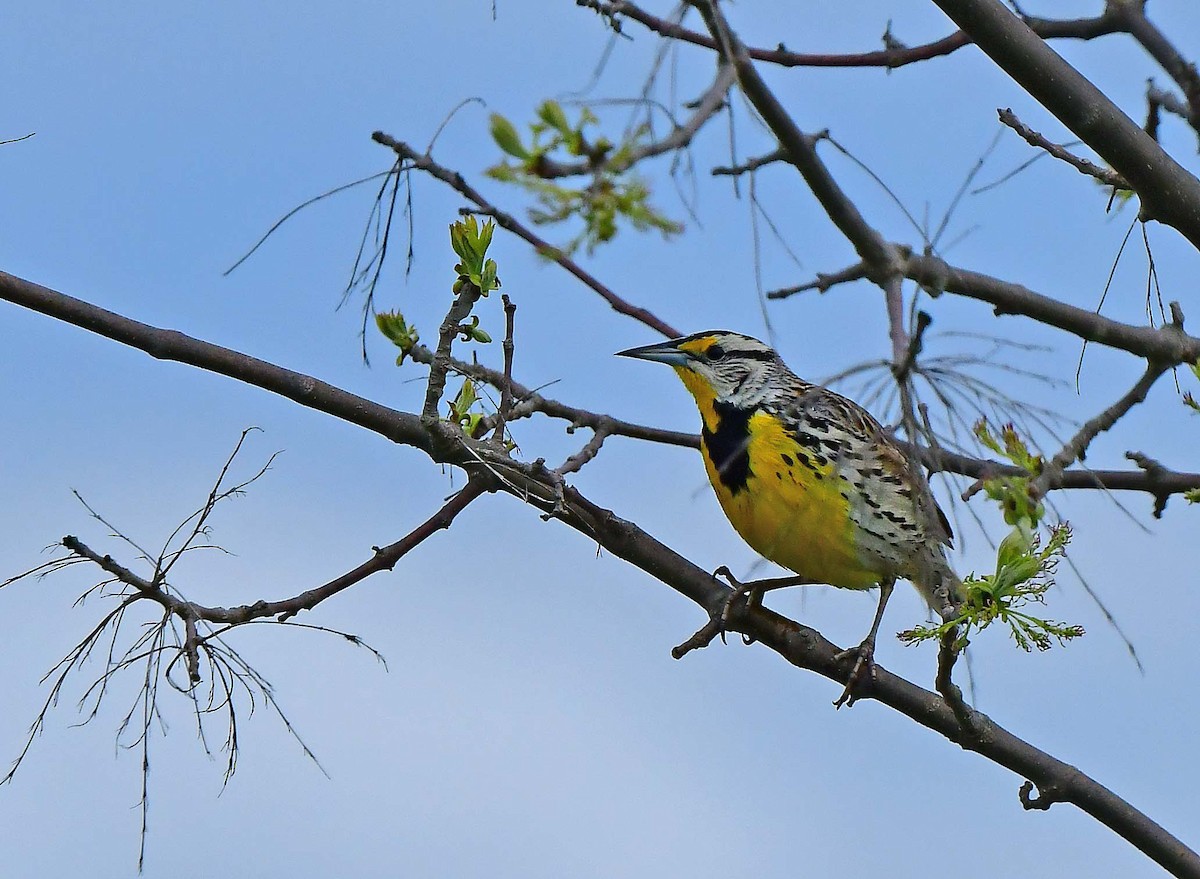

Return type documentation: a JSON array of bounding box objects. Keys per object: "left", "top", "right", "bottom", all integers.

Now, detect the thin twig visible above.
[
  {"left": 997, "top": 108, "right": 1130, "bottom": 190},
  {"left": 493, "top": 294, "right": 518, "bottom": 443},
  {"left": 533, "top": 61, "right": 735, "bottom": 179},
  {"left": 1032, "top": 361, "right": 1170, "bottom": 498},
  {"left": 423, "top": 286, "right": 479, "bottom": 423}
]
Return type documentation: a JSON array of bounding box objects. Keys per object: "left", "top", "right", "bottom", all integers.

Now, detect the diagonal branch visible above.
[
  {"left": 1110, "top": 0, "right": 1200, "bottom": 133},
  {"left": 929, "top": 0, "right": 1200, "bottom": 248},
  {"left": 1032, "top": 360, "right": 1169, "bottom": 497},
  {"left": 369, "top": 133, "right": 681, "bottom": 338},
  {"left": 690, "top": 0, "right": 897, "bottom": 270},
  {"left": 998, "top": 108, "right": 1130, "bottom": 189}
]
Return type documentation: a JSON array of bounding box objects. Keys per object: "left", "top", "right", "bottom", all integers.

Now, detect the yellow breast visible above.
[{"left": 678, "top": 367, "right": 880, "bottom": 590}]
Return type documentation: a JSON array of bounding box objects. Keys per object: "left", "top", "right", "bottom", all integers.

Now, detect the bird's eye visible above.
[{"left": 705, "top": 343, "right": 726, "bottom": 362}]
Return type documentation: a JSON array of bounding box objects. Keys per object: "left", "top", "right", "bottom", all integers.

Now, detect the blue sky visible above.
[{"left": 3, "top": 2, "right": 1199, "bottom": 876}]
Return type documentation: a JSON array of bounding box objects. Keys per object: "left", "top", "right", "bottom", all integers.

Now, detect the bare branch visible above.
[
  {"left": 0, "top": 270, "right": 437, "bottom": 457},
  {"left": 493, "top": 294, "right": 518, "bottom": 442},
  {"left": 780, "top": 250, "right": 1200, "bottom": 365},
  {"left": 577, "top": 0, "right": 1124, "bottom": 71},
  {"left": 767, "top": 262, "right": 868, "bottom": 298},
  {"left": 901, "top": 255, "right": 1200, "bottom": 364},
  {"left": 711, "top": 147, "right": 784, "bottom": 177},
  {"left": 423, "top": 285, "right": 479, "bottom": 422},
  {"left": 555, "top": 427, "right": 610, "bottom": 475},
  {"left": 1032, "top": 361, "right": 1170, "bottom": 497},
  {"left": 60, "top": 479, "right": 491, "bottom": 628},
  {"left": 691, "top": 0, "right": 898, "bottom": 270},
  {"left": 930, "top": 0, "right": 1200, "bottom": 248},
  {"left": 997, "top": 108, "right": 1130, "bottom": 189},
  {"left": 1110, "top": 0, "right": 1200, "bottom": 133}
]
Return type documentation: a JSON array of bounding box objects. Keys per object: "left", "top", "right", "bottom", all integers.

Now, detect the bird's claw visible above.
[
  {"left": 833, "top": 638, "right": 877, "bottom": 708},
  {"left": 714, "top": 566, "right": 758, "bottom": 645}
]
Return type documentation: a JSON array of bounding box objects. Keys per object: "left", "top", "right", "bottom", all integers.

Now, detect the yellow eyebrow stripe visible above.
[{"left": 677, "top": 335, "right": 719, "bottom": 356}]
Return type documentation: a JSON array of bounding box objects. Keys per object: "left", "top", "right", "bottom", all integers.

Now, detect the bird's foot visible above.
[
  {"left": 670, "top": 567, "right": 761, "bottom": 659},
  {"left": 714, "top": 566, "right": 766, "bottom": 645},
  {"left": 832, "top": 637, "right": 877, "bottom": 708}
]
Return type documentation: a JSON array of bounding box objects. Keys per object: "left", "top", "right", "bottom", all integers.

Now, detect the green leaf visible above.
[
  {"left": 374, "top": 310, "right": 419, "bottom": 365},
  {"left": 489, "top": 113, "right": 529, "bottom": 160},
  {"left": 899, "top": 522, "right": 1082, "bottom": 653},
  {"left": 457, "top": 315, "right": 492, "bottom": 343},
  {"left": 449, "top": 216, "right": 498, "bottom": 293},
  {"left": 537, "top": 100, "right": 571, "bottom": 134}
]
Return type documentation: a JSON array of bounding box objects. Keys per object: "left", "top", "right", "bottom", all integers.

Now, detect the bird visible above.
[{"left": 617, "top": 330, "right": 963, "bottom": 704}]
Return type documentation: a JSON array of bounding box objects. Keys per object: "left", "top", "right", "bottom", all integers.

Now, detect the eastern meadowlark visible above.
[{"left": 618, "top": 331, "right": 963, "bottom": 699}]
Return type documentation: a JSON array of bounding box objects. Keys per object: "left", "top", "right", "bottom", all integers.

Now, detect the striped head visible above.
[{"left": 616, "top": 330, "right": 786, "bottom": 410}]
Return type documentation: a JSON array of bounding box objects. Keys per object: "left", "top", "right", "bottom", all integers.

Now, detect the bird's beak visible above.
[{"left": 615, "top": 340, "right": 691, "bottom": 367}]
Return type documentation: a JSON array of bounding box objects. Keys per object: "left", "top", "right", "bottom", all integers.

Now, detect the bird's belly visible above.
[{"left": 702, "top": 417, "right": 880, "bottom": 590}]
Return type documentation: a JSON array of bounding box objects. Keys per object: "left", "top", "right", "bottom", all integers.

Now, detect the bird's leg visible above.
[
  {"left": 833, "top": 577, "right": 895, "bottom": 708},
  {"left": 713, "top": 566, "right": 813, "bottom": 645}
]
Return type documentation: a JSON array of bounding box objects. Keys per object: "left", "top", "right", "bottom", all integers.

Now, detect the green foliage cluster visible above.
[
  {"left": 900, "top": 522, "right": 1084, "bottom": 652},
  {"left": 450, "top": 215, "right": 501, "bottom": 298},
  {"left": 487, "top": 100, "right": 682, "bottom": 255},
  {"left": 973, "top": 418, "right": 1045, "bottom": 525},
  {"left": 375, "top": 311, "right": 419, "bottom": 365},
  {"left": 377, "top": 217, "right": 504, "bottom": 439},
  {"left": 448, "top": 377, "right": 486, "bottom": 436},
  {"left": 901, "top": 419, "right": 1084, "bottom": 652}
]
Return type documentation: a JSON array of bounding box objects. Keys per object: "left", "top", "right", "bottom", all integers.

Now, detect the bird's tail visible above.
[{"left": 916, "top": 560, "right": 966, "bottom": 621}]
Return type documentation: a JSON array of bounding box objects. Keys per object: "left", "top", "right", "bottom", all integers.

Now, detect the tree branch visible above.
[
  {"left": 690, "top": 0, "right": 899, "bottom": 272},
  {"left": 577, "top": 0, "right": 1124, "bottom": 71},
  {"left": 533, "top": 61, "right": 735, "bottom": 179},
  {"left": 370, "top": 133, "right": 681, "bottom": 338},
  {"left": 903, "top": 254, "right": 1200, "bottom": 364},
  {"left": 1032, "top": 359, "right": 1169, "bottom": 497},
  {"left": 930, "top": 0, "right": 1200, "bottom": 248},
  {"left": 61, "top": 478, "right": 489, "bottom": 627},
  {"left": 998, "top": 108, "right": 1130, "bottom": 189},
  {"left": 1110, "top": 0, "right": 1200, "bottom": 133},
  {"left": 774, "top": 252, "right": 1200, "bottom": 364}
]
